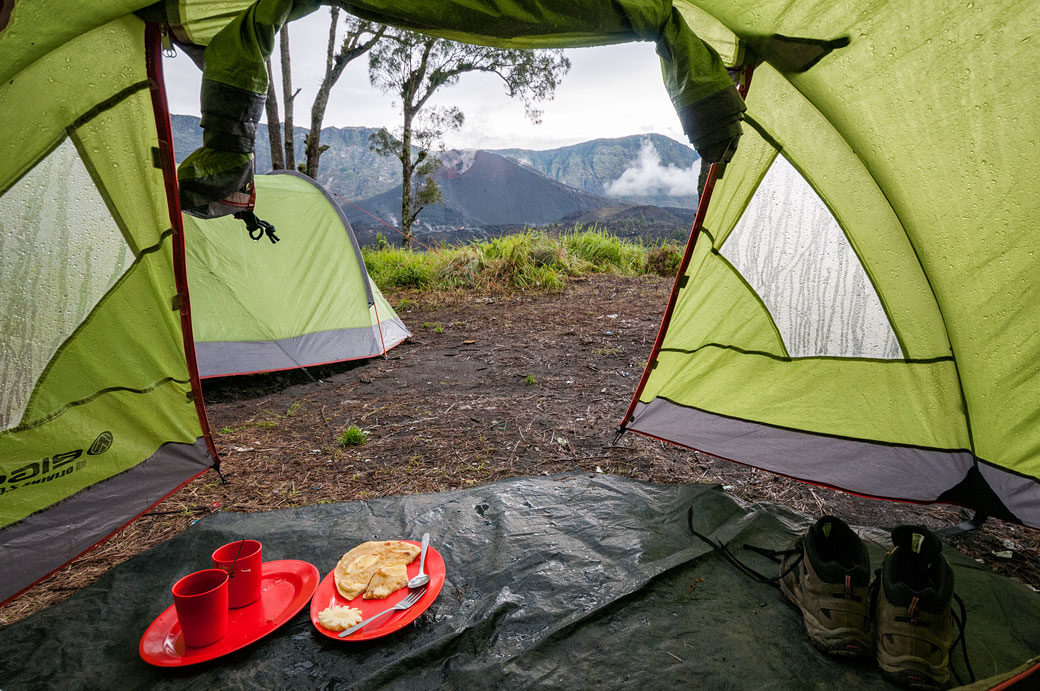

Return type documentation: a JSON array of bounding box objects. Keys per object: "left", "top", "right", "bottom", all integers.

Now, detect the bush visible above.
[{"left": 644, "top": 243, "right": 683, "bottom": 277}]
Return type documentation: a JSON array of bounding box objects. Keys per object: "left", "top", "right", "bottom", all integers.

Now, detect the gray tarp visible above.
[{"left": 1, "top": 474, "right": 1037, "bottom": 689}]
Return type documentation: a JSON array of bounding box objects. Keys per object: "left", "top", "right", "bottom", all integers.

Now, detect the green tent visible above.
[
  {"left": 0, "top": 11, "right": 216, "bottom": 604},
  {"left": 619, "top": 3, "right": 1040, "bottom": 528},
  {"left": 183, "top": 171, "right": 409, "bottom": 378},
  {"left": 3, "top": 0, "right": 1037, "bottom": 606}
]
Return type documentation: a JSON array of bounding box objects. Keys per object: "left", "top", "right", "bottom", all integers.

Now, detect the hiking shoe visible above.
[
  {"left": 874, "top": 525, "right": 955, "bottom": 690},
  {"left": 780, "top": 515, "right": 874, "bottom": 657}
]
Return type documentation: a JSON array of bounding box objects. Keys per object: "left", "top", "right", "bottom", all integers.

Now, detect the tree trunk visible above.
[
  {"left": 305, "top": 85, "right": 332, "bottom": 180},
  {"left": 280, "top": 27, "right": 296, "bottom": 170},
  {"left": 264, "top": 58, "right": 285, "bottom": 170},
  {"left": 399, "top": 110, "right": 415, "bottom": 249}
]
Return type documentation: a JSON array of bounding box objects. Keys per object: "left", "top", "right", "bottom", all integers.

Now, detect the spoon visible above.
[{"left": 408, "top": 533, "right": 430, "bottom": 588}]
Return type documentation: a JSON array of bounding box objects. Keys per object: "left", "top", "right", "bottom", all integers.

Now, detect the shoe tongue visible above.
[{"left": 891, "top": 525, "right": 942, "bottom": 562}]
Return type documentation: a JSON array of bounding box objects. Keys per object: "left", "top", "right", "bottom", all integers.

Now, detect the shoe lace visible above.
[
  {"left": 951, "top": 592, "right": 975, "bottom": 686},
  {"left": 686, "top": 507, "right": 794, "bottom": 588}
]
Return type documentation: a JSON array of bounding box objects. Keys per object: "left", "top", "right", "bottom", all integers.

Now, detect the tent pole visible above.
[
  {"left": 617, "top": 66, "right": 755, "bottom": 439},
  {"left": 146, "top": 22, "right": 221, "bottom": 466}
]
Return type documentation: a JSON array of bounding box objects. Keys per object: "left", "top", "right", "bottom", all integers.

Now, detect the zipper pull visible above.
[{"left": 161, "top": 24, "right": 177, "bottom": 58}]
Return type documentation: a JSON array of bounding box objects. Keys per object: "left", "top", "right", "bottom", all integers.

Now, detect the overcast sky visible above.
[{"left": 162, "top": 9, "right": 690, "bottom": 152}]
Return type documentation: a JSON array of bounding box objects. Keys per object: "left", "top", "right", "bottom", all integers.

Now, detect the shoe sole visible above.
[
  {"left": 781, "top": 566, "right": 873, "bottom": 658},
  {"left": 877, "top": 652, "right": 951, "bottom": 690}
]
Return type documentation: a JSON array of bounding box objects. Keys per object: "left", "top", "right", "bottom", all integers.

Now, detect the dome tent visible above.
[
  {"left": 0, "top": 15, "right": 216, "bottom": 604},
  {"left": 182, "top": 171, "right": 409, "bottom": 378},
  {"left": 619, "top": 5, "right": 1040, "bottom": 529}
]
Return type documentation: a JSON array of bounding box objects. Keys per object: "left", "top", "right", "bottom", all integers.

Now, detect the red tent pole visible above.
[
  {"left": 146, "top": 23, "right": 220, "bottom": 465},
  {"left": 618, "top": 66, "right": 754, "bottom": 433}
]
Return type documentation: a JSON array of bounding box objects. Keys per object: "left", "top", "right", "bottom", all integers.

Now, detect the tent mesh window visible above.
[
  {"left": 719, "top": 154, "right": 902, "bottom": 359},
  {"left": 0, "top": 138, "right": 133, "bottom": 431}
]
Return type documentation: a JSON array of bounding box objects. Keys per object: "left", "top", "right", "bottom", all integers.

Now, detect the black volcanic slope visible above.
[{"left": 347, "top": 151, "right": 614, "bottom": 228}]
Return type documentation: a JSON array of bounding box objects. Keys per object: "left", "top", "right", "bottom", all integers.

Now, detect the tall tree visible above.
[
  {"left": 265, "top": 11, "right": 384, "bottom": 178},
  {"left": 303, "top": 9, "right": 384, "bottom": 179},
  {"left": 263, "top": 58, "right": 285, "bottom": 171},
  {"left": 279, "top": 27, "right": 298, "bottom": 169},
  {"left": 369, "top": 106, "right": 464, "bottom": 242},
  {"left": 368, "top": 30, "right": 570, "bottom": 248}
]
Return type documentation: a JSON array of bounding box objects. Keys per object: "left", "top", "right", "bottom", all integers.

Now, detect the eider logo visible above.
[{"left": 88, "top": 431, "right": 113, "bottom": 455}]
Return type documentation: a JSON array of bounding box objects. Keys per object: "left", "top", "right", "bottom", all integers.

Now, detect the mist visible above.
[{"left": 604, "top": 141, "right": 701, "bottom": 197}]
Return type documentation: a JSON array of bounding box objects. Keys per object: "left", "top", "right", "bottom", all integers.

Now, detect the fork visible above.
[{"left": 337, "top": 587, "right": 426, "bottom": 638}]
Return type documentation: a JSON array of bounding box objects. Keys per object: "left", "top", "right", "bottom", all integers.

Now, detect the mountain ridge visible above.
[{"left": 170, "top": 115, "right": 700, "bottom": 209}]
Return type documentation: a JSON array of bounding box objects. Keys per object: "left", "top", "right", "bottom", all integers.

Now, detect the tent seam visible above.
[
  {"left": 658, "top": 342, "right": 954, "bottom": 364},
  {"left": 4, "top": 377, "right": 192, "bottom": 435},
  {"left": 643, "top": 395, "right": 978, "bottom": 457}
]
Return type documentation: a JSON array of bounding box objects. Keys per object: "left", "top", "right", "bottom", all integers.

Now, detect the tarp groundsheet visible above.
[{"left": 1, "top": 475, "right": 1036, "bottom": 689}]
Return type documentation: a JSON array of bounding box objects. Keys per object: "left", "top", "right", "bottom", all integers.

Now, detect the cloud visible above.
[{"left": 604, "top": 141, "right": 701, "bottom": 197}]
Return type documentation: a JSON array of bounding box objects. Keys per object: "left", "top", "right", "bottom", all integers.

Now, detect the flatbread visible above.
[
  {"left": 317, "top": 605, "right": 363, "bottom": 631},
  {"left": 334, "top": 540, "right": 420, "bottom": 600},
  {"left": 363, "top": 564, "right": 409, "bottom": 599}
]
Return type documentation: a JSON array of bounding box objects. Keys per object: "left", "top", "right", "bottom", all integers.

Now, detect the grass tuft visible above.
[
  {"left": 362, "top": 225, "right": 683, "bottom": 294},
  {"left": 337, "top": 424, "right": 368, "bottom": 447}
]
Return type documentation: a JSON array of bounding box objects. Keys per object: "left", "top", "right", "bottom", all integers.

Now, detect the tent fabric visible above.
[
  {"left": 0, "top": 474, "right": 1036, "bottom": 689},
  {"left": 182, "top": 171, "right": 409, "bottom": 378},
  {"left": 0, "top": 16, "right": 216, "bottom": 604},
  {"left": 625, "top": 2, "right": 1040, "bottom": 527}
]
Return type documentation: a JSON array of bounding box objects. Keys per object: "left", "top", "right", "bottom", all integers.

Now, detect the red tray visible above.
[
  {"left": 310, "top": 541, "right": 445, "bottom": 641},
  {"left": 140, "top": 559, "right": 319, "bottom": 666}
]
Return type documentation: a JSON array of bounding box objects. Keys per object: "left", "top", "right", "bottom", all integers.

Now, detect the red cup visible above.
[
  {"left": 171, "top": 569, "right": 229, "bottom": 647},
  {"left": 212, "top": 539, "right": 263, "bottom": 608}
]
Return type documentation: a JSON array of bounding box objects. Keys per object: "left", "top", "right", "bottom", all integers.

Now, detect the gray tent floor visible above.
[{"left": 1, "top": 474, "right": 1037, "bottom": 690}]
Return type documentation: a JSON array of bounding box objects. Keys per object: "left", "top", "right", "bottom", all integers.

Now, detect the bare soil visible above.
[{"left": 3, "top": 275, "right": 1038, "bottom": 625}]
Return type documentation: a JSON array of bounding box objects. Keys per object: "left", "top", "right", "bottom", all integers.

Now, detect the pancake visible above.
[
  {"left": 363, "top": 564, "right": 409, "bottom": 599},
  {"left": 334, "top": 540, "right": 420, "bottom": 600}
]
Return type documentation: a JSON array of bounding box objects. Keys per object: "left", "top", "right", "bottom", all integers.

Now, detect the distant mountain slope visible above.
[
  {"left": 170, "top": 115, "right": 699, "bottom": 209},
  {"left": 345, "top": 150, "right": 614, "bottom": 231},
  {"left": 170, "top": 115, "right": 396, "bottom": 201},
  {"left": 493, "top": 134, "right": 700, "bottom": 209}
]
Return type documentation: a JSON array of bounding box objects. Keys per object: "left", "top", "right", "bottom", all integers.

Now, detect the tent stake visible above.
[{"left": 937, "top": 511, "right": 988, "bottom": 537}]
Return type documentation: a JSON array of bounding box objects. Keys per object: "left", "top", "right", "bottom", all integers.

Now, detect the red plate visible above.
[
  {"left": 310, "top": 540, "right": 445, "bottom": 641},
  {"left": 140, "top": 559, "right": 319, "bottom": 666}
]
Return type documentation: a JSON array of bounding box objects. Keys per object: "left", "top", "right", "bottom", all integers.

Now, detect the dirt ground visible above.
[{"left": 3, "top": 274, "right": 1038, "bottom": 625}]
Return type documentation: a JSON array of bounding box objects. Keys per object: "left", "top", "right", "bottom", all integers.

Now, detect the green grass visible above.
[
  {"left": 363, "top": 247, "right": 435, "bottom": 289},
  {"left": 337, "top": 424, "right": 368, "bottom": 447},
  {"left": 362, "top": 225, "right": 683, "bottom": 293}
]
